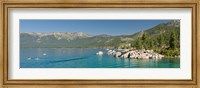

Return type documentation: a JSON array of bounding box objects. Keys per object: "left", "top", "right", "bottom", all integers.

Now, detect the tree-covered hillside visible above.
[{"left": 132, "top": 20, "right": 180, "bottom": 56}]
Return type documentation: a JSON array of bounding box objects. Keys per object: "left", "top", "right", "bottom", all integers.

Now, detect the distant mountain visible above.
[
  {"left": 20, "top": 32, "right": 91, "bottom": 41},
  {"left": 20, "top": 20, "right": 180, "bottom": 48}
]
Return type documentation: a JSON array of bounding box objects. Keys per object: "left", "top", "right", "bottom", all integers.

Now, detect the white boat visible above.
[{"left": 27, "top": 57, "right": 31, "bottom": 60}]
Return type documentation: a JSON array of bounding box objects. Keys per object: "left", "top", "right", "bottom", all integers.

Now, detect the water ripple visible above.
[{"left": 49, "top": 56, "right": 88, "bottom": 63}]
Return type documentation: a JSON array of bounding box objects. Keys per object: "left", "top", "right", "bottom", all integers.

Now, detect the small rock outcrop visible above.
[{"left": 108, "top": 49, "right": 164, "bottom": 59}]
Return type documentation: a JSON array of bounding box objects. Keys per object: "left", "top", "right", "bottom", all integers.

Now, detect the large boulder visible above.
[
  {"left": 151, "top": 54, "right": 163, "bottom": 59},
  {"left": 121, "top": 52, "right": 130, "bottom": 58},
  {"left": 107, "top": 50, "right": 116, "bottom": 55},
  {"left": 130, "top": 53, "right": 136, "bottom": 59},
  {"left": 107, "top": 50, "right": 113, "bottom": 55},
  {"left": 96, "top": 51, "right": 103, "bottom": 56},
  {"left": 115, "top": 52, "right": 122, "bottom": 57},
  {"left": 158, "top": 54, "right": 164, "bottom": 59},
  {"left": 152, "top": 54, "right": 157, "bottom": 59},
  {"left": 141, "top": 53, "right": 149, "bottom": 59}
]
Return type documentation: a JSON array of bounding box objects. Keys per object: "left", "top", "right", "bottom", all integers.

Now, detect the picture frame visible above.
[{"left": 0, "top": 0, "right": 199, "bottom": 88}]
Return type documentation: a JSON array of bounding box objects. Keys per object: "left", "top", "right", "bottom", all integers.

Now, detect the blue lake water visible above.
[{"left": 20, "top": 48, "right": 180, "bottom": 68}]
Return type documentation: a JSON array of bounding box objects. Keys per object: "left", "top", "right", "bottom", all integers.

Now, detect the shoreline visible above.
[
  {"left": 21, "top": 47, "right": 179, "bottom": 58},
  {"left": 97, "top": 48, "right": 179, "bottom": 59}
]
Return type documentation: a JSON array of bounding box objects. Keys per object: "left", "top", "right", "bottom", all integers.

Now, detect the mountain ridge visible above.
[{"left": 20, "top": 20, "right": 180, "bottom": 48}]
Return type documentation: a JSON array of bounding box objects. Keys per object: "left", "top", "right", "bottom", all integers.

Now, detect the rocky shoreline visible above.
[{"left": 96, "top": 49, "right": 164, "bottom": 59}]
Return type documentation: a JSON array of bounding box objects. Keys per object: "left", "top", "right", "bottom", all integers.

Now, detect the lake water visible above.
[{"left": 20, "top": 48, "right": 180, "bottom": 68}]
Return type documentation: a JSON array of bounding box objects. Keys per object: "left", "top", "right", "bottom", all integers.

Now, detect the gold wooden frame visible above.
[{"left": 0, "top": 0, "right": 199, "bottom": 88}]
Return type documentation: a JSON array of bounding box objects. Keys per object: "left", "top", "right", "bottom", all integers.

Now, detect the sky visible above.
[{"left": 20, "top": 20, "right": 171, "bottom": 36}]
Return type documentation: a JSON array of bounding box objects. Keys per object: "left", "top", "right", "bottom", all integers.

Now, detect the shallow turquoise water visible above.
[{"left": 20, "top": 48, "right": 180, "bottom": 68}]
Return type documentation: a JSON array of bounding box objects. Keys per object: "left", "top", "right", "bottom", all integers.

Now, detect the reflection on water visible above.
[{"left": 20, "top": 48, "right": 180, "bottom": 68}]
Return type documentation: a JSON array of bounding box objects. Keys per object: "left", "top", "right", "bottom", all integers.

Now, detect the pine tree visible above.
[
  {"left": 158, "top": 34, "right": 164, "bottom": 48},
  {"left": 135, "top": 38, "right": 142, "bottom": 49},
  {"left": 142, "top": 32, "right": 147, "bottom": 42},
  {"left": 141, "top": 32, "right": 147, "bottom": 49},
  {"left": 149, "top": 40, "right": 154, "bottom": 49},
  {"left": 169, "top": 31, "right": 178, "bottom": 49}
]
